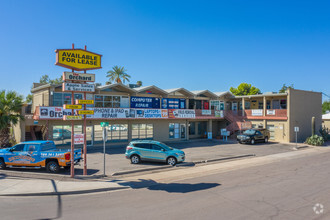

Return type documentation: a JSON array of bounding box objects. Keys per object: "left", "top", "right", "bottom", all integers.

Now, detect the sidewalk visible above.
[
  {"left": 0, "top": 176, "right": 128, "bottom": 196},
  {"left": 1, "top": 145, "right": 328, "bottom": 197}
]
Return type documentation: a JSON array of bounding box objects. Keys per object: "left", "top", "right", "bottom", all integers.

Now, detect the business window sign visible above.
[
  {"left": 62, "top": 82, "right": 95, "bottom": 93},
  {"left": 161, "top": 98, "right": 186, "bottom": 109},
  {"left": 63, "top": 72, "right": 95, "bottom": 82},
  {"left": 168, "top": 109, "right": 195, "bottom": 118},
  {"left": 55, "top": 49, "right": 102, "bottom": 71},
  {"left": 39, "top": 107, "right": 72, "bottom": 119},
  {"left": 87, "top": 108, "right": 168, "bottom": 119},
  {"left": 130, "top": 96, "right": 160, "bottom": 109},
  {"left": 252, "top": 109, "right": 263, "bottom": 116}
]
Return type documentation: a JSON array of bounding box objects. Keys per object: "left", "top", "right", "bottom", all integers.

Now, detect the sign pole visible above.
[
  {"left": 83, "top": 45, "right": 87, "bottom": 176},
  {"left": 70, "top": 43, "right": 75, "bottom": 178},
  {"left": 103, "top": 127, "right": 106, "bottom": 176}
]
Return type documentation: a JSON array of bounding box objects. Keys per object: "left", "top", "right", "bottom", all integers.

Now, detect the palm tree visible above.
[
  {"left": 106, "top": 66, "right": 131, "bottom": 84},
  {"left": 0, "top": 90, "right": 24, "bottom": 147}
]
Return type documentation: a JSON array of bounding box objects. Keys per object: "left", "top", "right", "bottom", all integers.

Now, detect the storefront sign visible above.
[
  {"left": 63, "top": 82, "right": 95, "bottom": 92},
  {"left": 55, "top": 49, "right": 102, "bottom": 71},
  {"left": 267, "top": 110, "right": 276, "bottom": 115},
  {"left": 215, "top": 110, "right": 224, "bottom": 118},
  {"left": 63, "top": 104, "right": 82, "bottom": 109},
  {"left": 74, "top": 134, "right": 84, "bottom": 145},
  {"left": 202, "top": 110, "right": 212, "bottom": 115},
  {"left": 89, "top": 108, "right": 130, "bottom": 119},
  {"left": 63, "top": 72, "right": 95, "bottom": 82},
  {"left": 252, "top": 109, "right": 263, "bottom": 116},
  {"left": 78, "top": 110, "right": 94, "bottom": 115},
  {"left": 168, "top": 109, "right": 195, "bottom": 118},
  {"left": 63, "top": 115, "right": 82, "bottom": 120},
  {"left": 135, "top": 109, "right": 168, "bottom": 118},
  {"left": 39, "top": 107, "right": 72, "bottom": 119},
  {"left": 76, "top": 99, "right": 94, "bottom": 105},
  {"left": 130, "top": 96, "right": 160, "bottom": 109},
  {"left": 161, "top": 98, "right": 186, "bottom": 109}
]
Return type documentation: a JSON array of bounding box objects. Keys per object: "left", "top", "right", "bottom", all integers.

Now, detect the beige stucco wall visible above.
[
  {"left": 288, "top": 88, "right": 322, "bottom": 142},
  {"left": 32, "top": 89, "right": 50, "bottom": 112}
]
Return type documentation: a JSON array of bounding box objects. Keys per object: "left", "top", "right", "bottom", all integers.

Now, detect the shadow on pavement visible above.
[
  {"left": 0, "top": 173, "right": 7, "bottom": 180},
  {"left": 114, "top": 179, "right": 220, "bottom": 193}
]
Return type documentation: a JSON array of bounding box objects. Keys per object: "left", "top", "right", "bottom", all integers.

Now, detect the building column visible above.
[
  {"left": 186, "top": 120, "right": 189, "bottom": 140},
  {"left": 128, "top": 121, "right": 132, "bottom": 142},
  {"left": 263, "top": 96, "right": 266, "bottom": 116},
  {"left": 208, "top": 119, "right": 213, "bottom": 138},
  {"left": 242, "top": 98, "right": 245, "bottom": 116}
]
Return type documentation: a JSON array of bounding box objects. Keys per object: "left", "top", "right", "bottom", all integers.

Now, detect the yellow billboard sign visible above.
[
  {"left": 76, "top": 100, "right": 95, "bottom": 105},
  {"left": 55, "top": 49, "right": 102, "bottom": 71},
  {"left": 78, "top": 110, "right": 94, "bottom": 115},
  {"left": 63, "top": 104, "right": 82, "bottom": 110},
  {"left": 63, "top": 115, "right": 83, "bottom": 120}
]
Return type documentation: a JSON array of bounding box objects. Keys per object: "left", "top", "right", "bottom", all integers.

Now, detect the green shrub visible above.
[
  {"left": 319, "top": 126, "right": 329, "bottom": 141},
  {"left": 305, "top": 135, "right": 324, "bottom": 146}
]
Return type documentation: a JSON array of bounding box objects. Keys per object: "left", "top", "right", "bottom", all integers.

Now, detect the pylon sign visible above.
[{"left": 55, "top": 49, "right": 102, "bottom": 71}]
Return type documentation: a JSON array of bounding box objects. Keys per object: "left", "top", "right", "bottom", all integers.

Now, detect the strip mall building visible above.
[{"left": 14, "top": 82, "right": 322, "bottom": 147}]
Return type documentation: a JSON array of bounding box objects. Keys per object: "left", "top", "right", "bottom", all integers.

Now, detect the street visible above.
[{"left": 1, "top": 147, "right": 329, "bottom": 219}]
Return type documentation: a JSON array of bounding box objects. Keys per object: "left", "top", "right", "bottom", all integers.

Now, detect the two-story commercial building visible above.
[{"left": 14, "top": 82, "right": 322, "bottom": 147}]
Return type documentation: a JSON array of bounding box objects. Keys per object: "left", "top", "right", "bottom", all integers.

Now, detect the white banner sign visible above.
[
  {"left": 87, "top": 108, "right": 169, "bottom": 119},
  {"left": 62, "top": 82, "right": 95, "bottom": 92},
  {"left": 215, "top": 110, "right": 224, "bottom": 118},
  {"left": 39, "top": 107, "right": 72, "bottom": 119},
  {"left": 202, "top": 110, "right": 212, "bottom": 115},
  {"left": 252, "top": 109, "right": 263, "bottom": 116},
  {"left": 267, "top": 110, "right": 276, "bottom": 115},
  {"left": 168, "top": 109, "right": 195, "bottom": 118},
  {"left": 74, "top": 134, "right": 84, "bottom": 145}
]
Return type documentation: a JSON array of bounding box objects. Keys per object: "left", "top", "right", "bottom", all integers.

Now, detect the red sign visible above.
[{"left": 74, "top": 134, "right": 84, "bottom": 145}]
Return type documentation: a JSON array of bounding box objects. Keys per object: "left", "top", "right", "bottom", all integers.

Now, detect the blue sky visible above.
[{"left": 0, "top": 0, "right": 329, "bottom": 100}]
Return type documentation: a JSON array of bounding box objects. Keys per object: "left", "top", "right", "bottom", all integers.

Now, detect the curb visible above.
[
  {"left": 112, "top": 165, "right": 173, "bottom": 176},
  {"left": 112, "top": 154, "right": 256, "bottom": 176},
  {"left": 0, "top": 186, "right": 130, "bottom": 197}
]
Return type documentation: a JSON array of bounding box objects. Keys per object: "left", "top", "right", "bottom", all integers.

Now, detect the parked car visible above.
[
  {"left": 53, "top": 129, "right": 71, "bottom": 140},
  {"left": 237, "top": 129, "right": 270, "bottom": 144},
  {"left": 0, "top": 141, "right": 82, "bottom": 173},
  {"left": 125, "top": 140, "right": 185, "bottom": 166}
]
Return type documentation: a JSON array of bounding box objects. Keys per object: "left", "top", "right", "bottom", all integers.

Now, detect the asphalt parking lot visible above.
[{"left": 0, "top": 139, "right": 308, "bottom": 177}]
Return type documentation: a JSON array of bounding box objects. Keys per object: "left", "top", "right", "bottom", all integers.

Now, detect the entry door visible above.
[
  {"left": 180, "top": 124, "right": 186, "bottom": 139},
  {"left": 86, "top": 126, "right": 94, "bottom": 147},
  {"left": 232, "top": 102, "right": 238, "bottom": 112}
]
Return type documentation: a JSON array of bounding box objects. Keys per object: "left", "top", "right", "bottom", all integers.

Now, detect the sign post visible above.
[
  {"left": 101, "top": 122, "right": 109, "bottom": 176},
  {"left": 294, "top": 126, "right": 299, "bottom": 149},
  {"left": 56, "top": 44, "right": 101, "bottom": 177}
]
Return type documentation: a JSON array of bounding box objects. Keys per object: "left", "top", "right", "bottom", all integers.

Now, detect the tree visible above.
[
  {"left": 0, "top": 90, "right": 24, "bottom": 147},
  {"left": 106, "top": 66, "right": 131, "bottom": 84},
  {"left": 25, "top": 94, "right": 33, "bottom": 104},
  {"left": 279, "top": 84, "right": 294, "bottom": 93},
  {"left": 230, "top": 83, "right": 261, "bottom": 96},
  {"left": 39, "top": 74, "right": 62, "bottom": 84},
  {"left": 323, "top": 101, "right": 330, "bottom": 114},
  {"left": 136, "top": 81, "right": 143, "bottom": 87}
]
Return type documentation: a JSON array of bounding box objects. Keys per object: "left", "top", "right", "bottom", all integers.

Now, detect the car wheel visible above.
[
  {"left": 250, "top": 138, "right": 255, "bottom": 145},
  {"left": 130, "top": 155, "right": 140, "bottom": 164},
  {"left": 167, "top": 157, "right": 177, "bottom": 166},
  {"left": 264, "top": 137, "right": 268, "bottom": 143},
  {"left": 0, "top": 158, "right": 6, "bottom": 169},
  {"left": 46, "top": 161, "right": 60, "bottom": 173}
]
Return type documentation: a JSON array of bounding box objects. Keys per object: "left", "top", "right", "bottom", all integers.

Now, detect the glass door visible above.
[
  {"left": 180, "top": 124, "right": 186, "bottom": 139},
  {"left": 86, "top": 126, "right": 94, "bottom": 147}
]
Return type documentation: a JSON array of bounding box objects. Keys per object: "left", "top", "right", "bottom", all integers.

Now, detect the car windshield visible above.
[
  {"left": 159, "top": 143, "right": 173, "bottom": 150},
  {"left": 243, "top": 130, "right": 256, "bottom": 135}
]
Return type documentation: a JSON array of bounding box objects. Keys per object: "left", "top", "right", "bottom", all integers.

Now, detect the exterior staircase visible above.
[{"left": 224, "top": 110, "right": 252, "bottom": 135}]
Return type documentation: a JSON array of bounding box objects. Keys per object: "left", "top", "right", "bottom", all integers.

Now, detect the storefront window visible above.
[
  {"left": 245, "top": 101, "right": 250, "bottom": 109},
  {"left": 132, "top": 124, "right": 153, "bottom": 140},
  {"left": 280, "top": 99, "right": 287, "bottom": 109},
  {"left": 94, "top": 95, "right": 122, "bottom": 108},
  {"left": 53, "top": 93, "right": 84, "bottom": 106},
  {"left": 258, "top": 101, "right": 263, "bottom": 109},
  {"left": 189, "top": 122, "right": 196, "bottom": 135},
  {"left": 52, "top": 125, "right": 82, "bottom": 146},
  {"left": 266, "top": 100, "right": 271, "bottom": 109}
]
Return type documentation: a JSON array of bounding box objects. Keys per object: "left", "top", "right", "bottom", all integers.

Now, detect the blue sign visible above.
[
  {"left": 130, "top": 96, "right": 160, "bottom": 109},
  {"left": 162, "top": 98, "right": 186, "bottom": 109}
]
